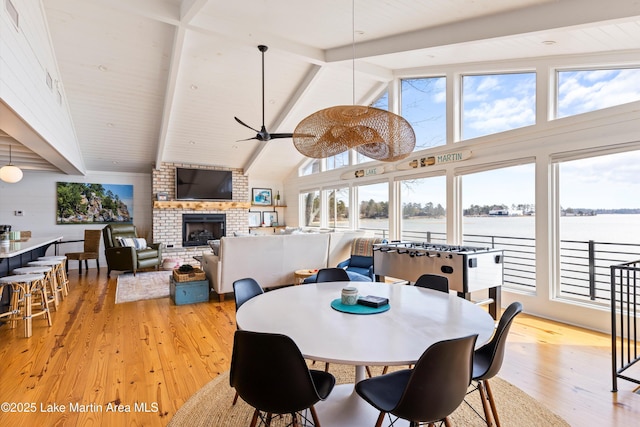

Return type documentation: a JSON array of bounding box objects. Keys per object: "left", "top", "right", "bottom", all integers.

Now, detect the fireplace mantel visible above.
[{"left": 154, "top": 201, "right": 251, "bottom": 210}]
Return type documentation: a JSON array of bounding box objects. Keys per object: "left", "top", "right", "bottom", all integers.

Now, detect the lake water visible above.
[{"left": 361, "top": 214, "right": 640, "bottom": 244}]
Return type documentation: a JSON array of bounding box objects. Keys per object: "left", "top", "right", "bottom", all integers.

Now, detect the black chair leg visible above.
[{"left": 78, "top": 260, "right": 83, "bottom": 274}]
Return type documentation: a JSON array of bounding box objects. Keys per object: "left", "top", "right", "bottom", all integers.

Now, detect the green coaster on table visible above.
[{"left": 330, "top": 298, "right": 390, "bottom": 314}]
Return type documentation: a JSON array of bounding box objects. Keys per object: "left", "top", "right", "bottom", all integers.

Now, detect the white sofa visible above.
[{"left": 201, "top": 231, "right": 366, "bottom": 300}]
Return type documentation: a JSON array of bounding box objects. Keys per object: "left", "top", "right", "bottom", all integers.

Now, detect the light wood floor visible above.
[{"left": 0, "top": 269, "right": 639, "bottom": 426}]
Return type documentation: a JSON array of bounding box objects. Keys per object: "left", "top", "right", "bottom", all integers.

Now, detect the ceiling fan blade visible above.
[
  {"left": 234, "top": 116, "right": 259, "bottom": 133},
  {"left": 236, "top": 136, "right": 259, "bottom": 142},
  {"left": 268, "top": 133, "right": 294, "bottom": 139}
]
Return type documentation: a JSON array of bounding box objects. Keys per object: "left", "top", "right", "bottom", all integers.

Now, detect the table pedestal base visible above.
[{"left": 314, "top": 366, "right": 409, "bottom": 427}]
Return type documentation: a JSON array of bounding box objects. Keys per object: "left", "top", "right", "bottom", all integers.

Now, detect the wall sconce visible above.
[{"left": 0, "top": 145, "right": 24, "bottom": 183}]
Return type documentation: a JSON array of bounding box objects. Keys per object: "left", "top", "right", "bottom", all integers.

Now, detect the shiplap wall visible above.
[{"left": 0, "top": 0, "right": 83, "bottom": 171}]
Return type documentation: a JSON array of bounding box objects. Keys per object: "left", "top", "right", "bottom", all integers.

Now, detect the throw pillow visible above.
[{"left": 117, "top": 237, "right": 147, "bottom": 250}]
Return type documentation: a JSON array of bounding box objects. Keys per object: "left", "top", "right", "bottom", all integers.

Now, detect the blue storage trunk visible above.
[{"left": 170, "top": 277, "right": 210, "bottom": 305}]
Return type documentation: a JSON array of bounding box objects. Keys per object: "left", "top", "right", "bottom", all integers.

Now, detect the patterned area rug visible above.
[
  {"left": 168, "top": 364, "right": 570, "bottom": 426},
  {"left": 115, "top": 271, "right": 172, "bottom": 304}
]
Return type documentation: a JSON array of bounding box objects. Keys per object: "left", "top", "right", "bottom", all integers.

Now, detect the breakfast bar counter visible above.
[{"left": 0, "top": 235, "right": 63, "bottom": 312}]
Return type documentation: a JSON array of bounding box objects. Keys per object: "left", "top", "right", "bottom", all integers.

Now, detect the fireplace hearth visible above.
[{"left": 182, "top": 214, "right": 226, "bottom": 247}]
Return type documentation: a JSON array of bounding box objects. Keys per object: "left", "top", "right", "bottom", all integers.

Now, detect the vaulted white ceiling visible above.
[{"left": 4, "top": 0, "right": 640, "bottom": 180}]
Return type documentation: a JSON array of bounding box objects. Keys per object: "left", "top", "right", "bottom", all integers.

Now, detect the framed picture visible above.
[
  {"left": 248, "top": 211, "right": 261, "bottom": 227},
  {"left": 252, "top": 188, "right": 272, "bottom": 205},
  {"left": 263, "top": 211, "right": 278, "bottom": 227},
  {"left": 56, "top": 182, "right": 133, "bottom": 224}
]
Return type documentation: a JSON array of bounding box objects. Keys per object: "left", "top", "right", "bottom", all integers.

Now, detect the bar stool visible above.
[
  {"left": 38, "top": 256, "right": 69, "bottom": 296},
  {"left": 0, "top": 279, "right": 21, "bottom": 329},
  {"left": 13, "top": 266, "right": 57, "bottom": 311},
  {"left": 27, "top": 260, "right": 63, "bottom": 309},
  {"left": 0, "top": 273, "right": 51, "bottom": 338}
]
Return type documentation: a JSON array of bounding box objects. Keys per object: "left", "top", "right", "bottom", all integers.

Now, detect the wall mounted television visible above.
[{"left": 175, "top": 168, "right": 233, "bottom": 200}]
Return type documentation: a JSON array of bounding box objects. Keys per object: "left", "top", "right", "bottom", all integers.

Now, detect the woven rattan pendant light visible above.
[{"left": 293, "top": 1, "right": 415, "bottom": 162}]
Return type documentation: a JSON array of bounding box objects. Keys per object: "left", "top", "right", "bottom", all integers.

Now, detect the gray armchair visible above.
[{"left": 102, "top": 223, "right": 162, "bottom": 277}]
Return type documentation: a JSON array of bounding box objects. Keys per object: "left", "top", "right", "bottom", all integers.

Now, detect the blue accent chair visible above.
[
  {"left": 303, "top": 237, "right": 385, "bottom": 283},
  {"left": 337, "top": 255, "right": 375, "bottom": 280}
]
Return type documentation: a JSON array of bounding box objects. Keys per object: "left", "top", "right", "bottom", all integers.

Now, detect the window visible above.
[
  {"left": 401, "top": 77, "right": 446, "bottom": 150},
  {"left": 326, "top": 151, "right": 349, "bottom": 171},
  {"left": 399, "top": 176, "right": 446, "bottom": 242},
  {"left": 556, "top": 150, "right": 640, "bottom": 303},
  {"left": 301, "top": 190, "right": 320, "bottom": 227},
  {"left": 557, "top": 68, "right": 640, "bottom": 118},
  {"left": 327, "top": 187, "right": 350, "bottom": 229},
  {"left": 300, "top": 159, "right": 321, "bottom": 176},
  {"left": 462, "top": 72, "right": 536, "bottom": 140},
  {"left": 461, "top": 164, "right": 536, "bottom": 290},
  {"left": 357, "top": 182, "right": 389, "bottom": 238}
]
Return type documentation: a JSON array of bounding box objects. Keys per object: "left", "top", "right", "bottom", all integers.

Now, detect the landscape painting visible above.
[{"left": 56, "top": 182, "right": 133, "bottom": 224}]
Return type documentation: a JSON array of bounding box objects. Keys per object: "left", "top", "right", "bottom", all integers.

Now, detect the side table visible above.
[{"left": 294, "top": 269, "right": 318, "bottom": 285}]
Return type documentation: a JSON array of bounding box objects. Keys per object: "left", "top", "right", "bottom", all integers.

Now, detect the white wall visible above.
[
  {"left": 0, "top": 0, "right": 84, "bottom": 174},
  {"left": 0, "top": 169, "right": 152, "bottom": 269}
]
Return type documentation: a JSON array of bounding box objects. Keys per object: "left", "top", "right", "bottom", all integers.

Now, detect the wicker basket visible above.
[{"left": 173, "top": 267, "right": 206, "bottom": 282}]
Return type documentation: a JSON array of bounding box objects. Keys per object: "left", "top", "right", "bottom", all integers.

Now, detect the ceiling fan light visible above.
[
  {"left": 0, "top": 164, "right": 23, "bottom": 183},
  {"left": 293, "top": 105, "right": 415, "bottom": 162}
]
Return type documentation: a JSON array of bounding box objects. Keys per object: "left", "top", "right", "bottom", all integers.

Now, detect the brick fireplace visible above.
[
  {"left": 182, "top": 213, "right": 226, "bottom": 246},
  {"left": 152, "top": 162, "right": 249, "bottom": 265}
]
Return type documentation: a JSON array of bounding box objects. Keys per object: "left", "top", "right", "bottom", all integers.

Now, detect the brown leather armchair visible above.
[{"left": 102, "top": 223, "right": 163, "bottom": 277}]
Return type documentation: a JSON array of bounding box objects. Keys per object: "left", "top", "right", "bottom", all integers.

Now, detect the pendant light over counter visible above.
[
  {"left": 292, "top": 0, "right": 415, "bottom": 162},
  {"left": 0, "top": 145, "right": 23, "bottom": 183}
]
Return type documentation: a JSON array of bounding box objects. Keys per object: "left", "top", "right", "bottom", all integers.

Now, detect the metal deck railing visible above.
[
  {"left": 361, "top": 227, "right": 640, "bottom": 304},
  {"left": 610, "top": 260, "right": 640, "bottom": 391}
]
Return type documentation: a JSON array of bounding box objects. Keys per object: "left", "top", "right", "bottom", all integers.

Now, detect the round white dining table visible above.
[{"left": 235, "top": 281, "right": 496, "bottom": 427}]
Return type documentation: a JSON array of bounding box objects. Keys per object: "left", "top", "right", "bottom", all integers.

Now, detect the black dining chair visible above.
[
  {"left": 230, "top": 330, "right": 336, "bottom": 427},
  {"left": 467, "top": 301, "right": 523, "bottom": 427},
  {"left": 414, "top": 273, "right": 449, "bottom": 293},
  {"left": 231, "top": 278, "right": 265, "bottom": 405},
  {"left": 356, "top": 334, "right": 478, "bottom": 427},
  {"left": 315, "top": 268, "right": 350, "bottom": 283},
  {"left": 233, "top": 277, "right": 264, "bottom": 311}
]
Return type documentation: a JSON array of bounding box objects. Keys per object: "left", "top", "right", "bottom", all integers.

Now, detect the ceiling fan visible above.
[{"left": 234, "top": 45, "right": 294, "bottom": 142}]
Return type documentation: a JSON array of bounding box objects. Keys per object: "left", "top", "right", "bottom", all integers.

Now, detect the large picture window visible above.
[
  {"left": 326, "top": 187, "right": 350, "bottom": 229},
  {"left": 301, "top": 190, "right": 320, "bottom": 227},
  {"left": 462, "top": 72, "right": 536, "bottom": 140},
  {"left": 557, "top": 68, "right": 640, "bottom": 118},
  {"left": 401, "top": 77, "right": 446, "bottom": 150},
  {"left": 357, "top": 182, "right": 389, "bottom": 238},
  {"left": 399, "top": 176, "right": 446, "bottom": 242},
  {"left": 461, "top": 164, "right": 536, "bottom": 290},
  {"left": 556, "top": 150, "right": 640, "bottom": 303}
]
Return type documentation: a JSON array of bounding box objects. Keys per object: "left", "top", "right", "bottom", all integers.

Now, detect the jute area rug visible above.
[
  {"left": 168, "top": 364, "right": 570, "bottom": 427},
  {"left": 114, "top": 270, "right": 172, "bottom": 304}
]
